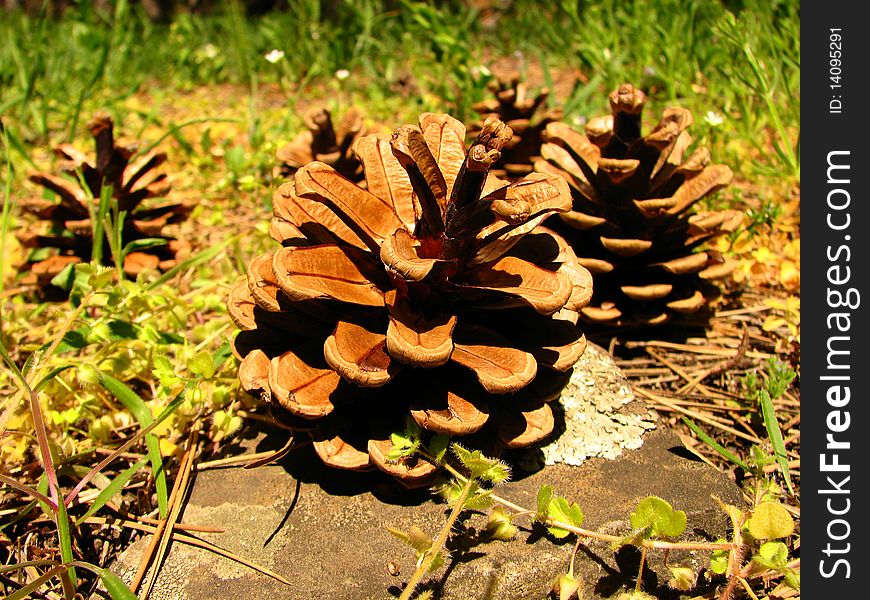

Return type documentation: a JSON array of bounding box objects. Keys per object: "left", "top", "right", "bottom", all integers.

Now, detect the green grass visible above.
[{"left": 0, "top": 0, "right": 799, "bottom": 179}]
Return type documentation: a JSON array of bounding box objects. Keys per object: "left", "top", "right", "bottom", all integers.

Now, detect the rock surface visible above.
[{"left": 111, "top": 347, "right": 740, "bottom": 600}]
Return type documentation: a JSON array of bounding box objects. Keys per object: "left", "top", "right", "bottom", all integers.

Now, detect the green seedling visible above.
[
  {"left": 536, "top": 485, "right": 585, "bottom": 540},
  {"left": 387, "top": 439, "right": 512, "bottom": 600},
  {"left": 628, "top": 496, "right": 687, "bottom": 541},
  {"left": 624, "top": 497, "right": 687, "bottom": 594}
]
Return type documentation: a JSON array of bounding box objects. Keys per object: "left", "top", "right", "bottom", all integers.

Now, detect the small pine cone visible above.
[
  {"left": 276, "top": 106, "right": 372, "bottom": 183},
  {"left": 18, "top": 113, "right": 190, "bottom": 288},
  {"left": 470, "top": 74, "right": 563, "bottom": 179},
  {"left": 534, "top": 83, "right": 742, "bottom": 328},
  {"left": 230, "top": 113, "right": 593, "bottom": 486}
]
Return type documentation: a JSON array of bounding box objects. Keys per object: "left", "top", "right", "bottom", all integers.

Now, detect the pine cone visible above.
[
  {"left": 470, "top": 75, "right": 563, "bottom": 179},
  {"left": 276, "top": 106, "right": 370, "bottom": 182},
  {"left": 18, "top": 113, "right": 190, "bottom": 287},
  {"left": 230, "top": 113, "right": 593, "bottom": 486},
  {"left": 534, "top": 84, "right": 741, "bottom": 328}
]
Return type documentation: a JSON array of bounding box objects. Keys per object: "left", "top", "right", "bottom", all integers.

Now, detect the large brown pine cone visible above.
[
  {"left": 470, "top": 75, "right": 563, "bottom": 179},
  {"left": 229, "top": 113, "right": 593, "bottom": 486},
  {"left": 18, "top": 113, "right": 190, "bottom": 287},
  {"left": 275, "top": 106, "right": 371, "bottom": 183},
  {"left": 535, "top": 84, "right": 742, "bottom": 328}
]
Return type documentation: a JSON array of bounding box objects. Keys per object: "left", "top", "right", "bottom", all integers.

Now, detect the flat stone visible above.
[{"left": 110, "top": 348, "right": 740, "bottom": 600}]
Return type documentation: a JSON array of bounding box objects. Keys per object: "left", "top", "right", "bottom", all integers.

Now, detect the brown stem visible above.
[
  {"left": 635, "top": 546, "right": 648, "bottom": 593},
  {"left": 568, "top": 537, "right": 582, "bottom": 579},
  {"left": 390, "top": 127, "right": 445, "bottom": 237},
  {"left": 0, "top": 355, "right": 60, "bottom": 509},
  {"left": 718, "top": 543, "right": 747, "bottom": 600}
]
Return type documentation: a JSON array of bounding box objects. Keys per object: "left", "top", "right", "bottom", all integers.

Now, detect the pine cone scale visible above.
[
  {"left": 272, "top": 245, "right": 386, "bottom": 306},
  {"left": 323, "top": 320, "right": 397, "bottom": 387},
  {"left": 352, "top": 136, "right": 418, "bottom": 231},
  {"left": 454, "top": 256, "right": 572, "bottom": 315},
  {"left": 451, "top": 324, "right": 538, "bottom": 394},
  {"left": 273, "top": 184, "right": 368, "bottom": 249},
  {"left": 385, "top": 290, "right": 456, "bottom": 367},
  {"left": 295, "top": 162, "right": 405, "bottom": 248},
  {"left": 492, "top": 400, "right": 554, "bottom": 448},
  {"left": 408, "top": 374, "right": 489, "bottom": 436},
  {"left": 27, "top": 174, "right": 88, "bottom": 215},
  {"left": 380, "top": 228, "right": 441, "bottom": 281},
  {"left": 419, "top": 113, "right": 467, "bottom": 200},
  {"left": 269, "top": 347, "right": 340, "bottom": 418},
  {"left": 314, "top": 434, "right": 372, "bottom": 471}
]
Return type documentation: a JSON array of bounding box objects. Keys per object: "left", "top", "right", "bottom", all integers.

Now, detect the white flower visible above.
[
  {"left": 470, "top": 64, "right": 491, "bottom": 78},
  {"left": 704, "top": 110, "right": 725, "bottom": 127},
  {"left": 199, "top": 43, "right": 219, "bottom": 60},
  {"left": 335, "top": 69, "right": 350, "bottom": 81},
  {"left": 265, "top": 49, "right": 285, "bottom": 64}
]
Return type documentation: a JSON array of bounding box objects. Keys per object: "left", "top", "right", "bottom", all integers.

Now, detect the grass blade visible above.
[
  {"left": 33, "top": 365, "right": 76, "bottom": 393},
  {"left": 0, "top": 125, "right": 37, "bottom": 168},
  {"left": 211, "top": 340, "right": 233, "bottom": 372},
  {"left": 55, "top": 498, "right": 77, "bottom": 591},
  {"left": 97, "top": 373, "right": 168, "bottom": 517},
  {"left": 682, "top": 417, "right": 750, "bottom": 471},
  {"left": 5, "top": 565, "right": 68, "bottom": 600},
  {"left": 95, "top": 183, "right": 114, "bottom": 267},
  {"left": 759, "top": 391, "right": 794, "bottom": 495},
  {"left": 66, "top": 33, "right": 110, "bottom": 140},
  {"left": 0, "top": 473, "right": 55, "bottom": 508},
  {"left": 121, "top": 238, "right": 168, "bottom": 257},
  {"left": 0, "top": 127, "right": 15, "bottom": 301},
  {"left": 0, "top": 340, "right": 61, "bottom": 506},
  {"left": 76, "top": 459, "right": 147, "bottom": 525},
  {"left": 146, "top": 235, "right": 238, "bottom": 291},
  {"left": 36, "top": 474, "right": 52, "bottom": 519},
  {"left": 135, "top": 117, "right": 242, "bottom": 158},
  {"left": 100, "top": 568, "right": 138, "bottom": 600},
  {"left": 0, "top": 560, "right": 60, "bottom": 574}
]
